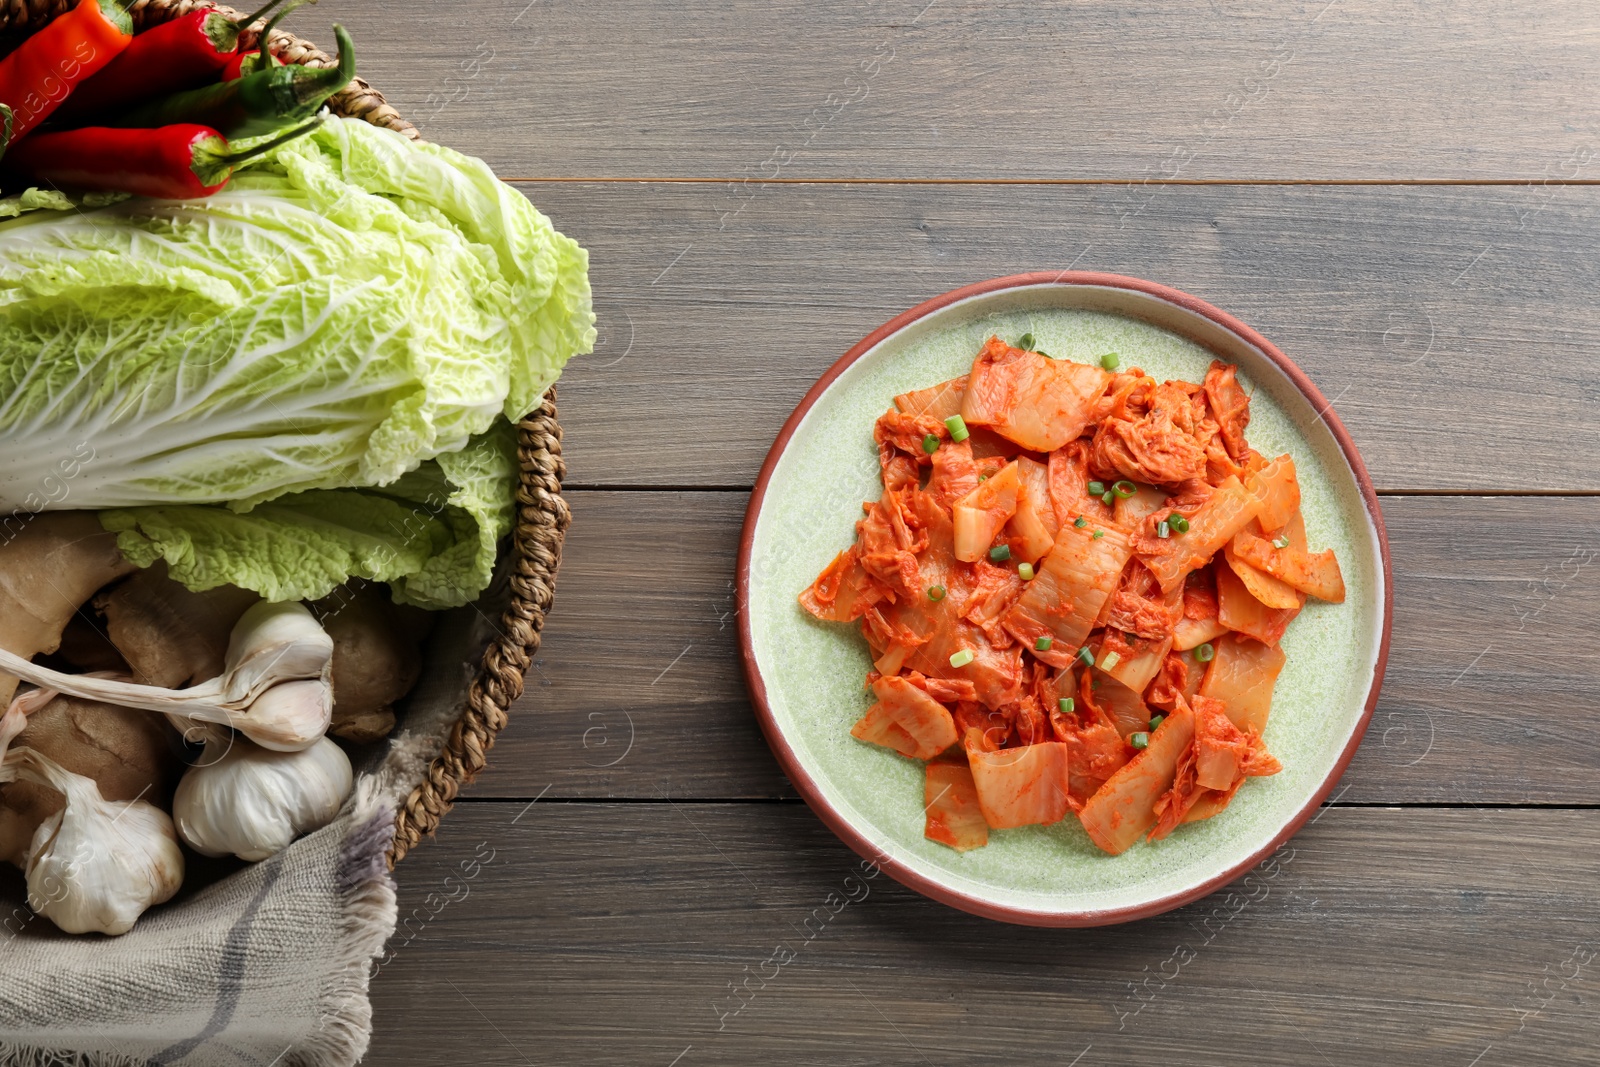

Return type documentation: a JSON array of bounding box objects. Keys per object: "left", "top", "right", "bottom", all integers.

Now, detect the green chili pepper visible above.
[{"left": 109, "top": 23, "right": 355, "bottom": 139}]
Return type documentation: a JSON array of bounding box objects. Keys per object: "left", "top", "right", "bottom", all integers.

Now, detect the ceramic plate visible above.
[{"left": 737, "top": 272, "right": 1392, "bottom": 926}]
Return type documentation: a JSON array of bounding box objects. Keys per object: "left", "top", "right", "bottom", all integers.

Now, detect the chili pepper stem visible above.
[
  {"left": 202, "top": 0, "right": 312, "bottom": 53},
  {"left": 189, "top": 116, "right": 323, "bottom": 188},
  {"left": 238, "top": 0, "right": 315, "bottom": 75},
  {"left": 100, "top": 0, "right": 135, "bottom": 37},
  {"left": 293, "top": 24, "right": 355, "bottom": 106}
]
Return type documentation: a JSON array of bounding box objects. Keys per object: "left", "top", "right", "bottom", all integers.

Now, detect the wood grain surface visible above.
[
  {"left": 370, "top": 804, "right": 1598, "bottom": 1066},
  {"left": 349, "top": 0, "right": 1600, "bottom": 1063},
  {"left": 337, "top": 0, "right": 1600, "bottom": 182},
  {"left": 528, "top": 181, "right": 1600, "bottom": 491},
  {"left": 468, "top": 491, "right": 1600, "bottom": 805}
]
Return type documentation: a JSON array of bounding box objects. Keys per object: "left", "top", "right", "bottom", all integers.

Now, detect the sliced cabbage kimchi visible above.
[{"left": 800, "top": 336, "right": 1344, "bottom": 857}]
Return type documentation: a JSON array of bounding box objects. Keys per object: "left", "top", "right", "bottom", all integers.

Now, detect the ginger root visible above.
[
  {"left": 97, "top": 563, "right": 260, "bottom": 689},
  {"left": 315, "top": 584, "right": 431, "bottom": 743},
  {"left": 0, "top": 694, "right": 179, "bottom": 867},
  {"left": 0, "top": 513, "right": 137, "bottom": 707}
]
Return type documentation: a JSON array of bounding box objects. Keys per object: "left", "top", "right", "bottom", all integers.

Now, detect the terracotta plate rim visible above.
[{"left": 735, "top": 270, "right": 1394, "bottom": 928}]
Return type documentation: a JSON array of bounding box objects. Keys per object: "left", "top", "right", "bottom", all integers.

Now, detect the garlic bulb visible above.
[
  {"left": 215, "top": 602, "right": 336, "bottom": 704},
  {"left": 1, "top": 746, "right": 183, "bottom": 936},
  {"left": 0, "top": 601, "right": 334, "bottom": 751},
  {"left": 174, "top": 734, "right": 353, "bottom": 861}
]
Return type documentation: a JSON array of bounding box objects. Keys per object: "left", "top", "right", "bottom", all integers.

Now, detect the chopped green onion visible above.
[
  {"left": 989, "top": 544, "right": 1012, "bottom": 562},
  {"left": 1272, "top": 534, "right": 1291, "bottom": 549},
  {"left": 944, "top": 414, "right": 971, "bottom": 442},
  {"left": 978, "top": 474, "right": 988, "bottom": 482},
  {"left": 927, "top": 584, "right": 946, "bottom": 602},
  {"left": 1149, "top": 713, "right": 1166, "bottom": 731},
  {"left": 1112, "top": 480, "right": 1137, "bottom": 499},
  {"left": 1035, "top": 636, "right": 1054, "bottom": 652},
  {"left": 1101, "top": 490, "right": 1115, "bottom": 505},
  {"left": 949, "top": 649, "right": 975, "bottom": 668},
  {"left": 1036, "top": 349, "right": 1051, "bottom": 358},
  {"left": 1074, "top": 516, "right": 1088, "bottom": 529},
  {"left": 1018, "top": 562, "right": 1036, "bottom": 581},
  {"left": 1077, "top": 646, "right": 1095, "bottom": 667},
  {"left": 1169, "top": 514, "right": 1190, "bottom": 534},
  {"left": 1058, "top": 697, "right": 1075, "bottom": 714},
  {"left": 1101, "top": 352, "right": 1121, "bottom": 371},
  {"left": 1018, "top": 332, "right": 1035, "bottom": 351},
  {"left": 922, "top": 434, "right": 940, "bottom": 454},
  {"left": 1100, "top": 650, "right": 1122, "bottom": 671},
  {"left": 1157, "top": 520, "right": 1170, "bottom": 538},
  {"left": 1087, "top": 481, "right": 1106, "bottom": 497},
  {"left": 1129, "top": 731, "right": 1149, "bottom": 749},
  {"left": 1195, "top": 642, "right": 1216, "bottom": 663},
  {"left": 1092, "top": 530, "right": 1105, "bottom": 539}
]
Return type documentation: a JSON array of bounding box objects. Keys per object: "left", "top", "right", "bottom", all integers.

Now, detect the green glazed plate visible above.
[{"left": 737, "top": 273, "right": 1392, "bottom": 926}]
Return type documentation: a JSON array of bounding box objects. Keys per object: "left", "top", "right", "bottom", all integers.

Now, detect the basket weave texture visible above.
[{"left": 0, "top": 0, "right": 570, "bottom": 867}]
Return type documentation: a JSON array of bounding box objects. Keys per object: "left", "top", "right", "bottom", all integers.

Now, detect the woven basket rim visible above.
[{"left": 13, "top": 0, "right": 570, "bottom": 866}]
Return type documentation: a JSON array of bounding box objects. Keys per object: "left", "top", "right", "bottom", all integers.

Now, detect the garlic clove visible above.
[
  {"left": 221, "top": 602, "right": 335, "bottom": 705},
  {"left": 4, "top": 746, "right": 183, "bottom": 937},
  {"left": 236, "top": 679, "right": 333, "bottom": 752},
  {"left": 174, "top": 735, "right": 352, "bottom": 862}
]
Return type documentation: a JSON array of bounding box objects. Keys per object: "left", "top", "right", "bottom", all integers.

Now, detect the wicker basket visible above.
[{"left": 0, "top": 0, "right": 571, "bottom": 867}]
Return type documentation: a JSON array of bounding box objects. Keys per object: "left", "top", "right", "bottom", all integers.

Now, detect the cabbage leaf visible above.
[
  {"left": 101, "top": 420, "right": 518, "bottom": 610},
  {"left": 0, "top": 117, "right": 593, "bottom": 511},
  {"left": 0, "top": 117, "right": 592, "bottom": 608}
]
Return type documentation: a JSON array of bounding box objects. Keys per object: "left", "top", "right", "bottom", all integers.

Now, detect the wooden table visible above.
[{"left": 357, "top": 2, "right": 1600, "bottom": 1062}]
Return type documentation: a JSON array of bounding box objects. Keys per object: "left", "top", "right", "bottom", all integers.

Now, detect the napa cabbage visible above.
[{"left": 0, "top": 117, "right": 593, "bottom": 608}]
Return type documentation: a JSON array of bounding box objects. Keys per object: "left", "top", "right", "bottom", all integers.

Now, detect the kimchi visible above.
[{"left": 800, "top": 336, "right": 1345, "bottom": 856}]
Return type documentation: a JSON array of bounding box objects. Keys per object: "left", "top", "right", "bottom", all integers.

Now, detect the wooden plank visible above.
[
  {"left": 339, "top": 0, "right": 1600, "bottom": 181},
  {"left": 468, "top": 491, "right": 1600, "bottom": 804},
  {"left": 370, "top": 802, "right": 1600, "bottom": 1066},
  {"left": 518, "top": 181, "right": 1600, "bottom": 491}
]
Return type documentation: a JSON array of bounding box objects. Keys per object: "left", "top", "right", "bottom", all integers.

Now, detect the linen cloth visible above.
[{"left": 0, "top": 579, "right": 505, "bottom": 1066}]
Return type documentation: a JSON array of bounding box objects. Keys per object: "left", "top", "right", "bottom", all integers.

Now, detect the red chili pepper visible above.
[
  {"left": 5, "top": 118, "right": 321, "bottom": 199},
  {"left": 111, "top": 23, "right": 352, "bottom": 139},
  {"left": 0, "top": 0, "right": 133, "bottom": 143},
  {"left": 54, "top": 0, "right": 296, "bottom": 125}
]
